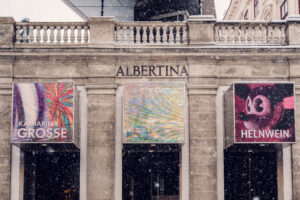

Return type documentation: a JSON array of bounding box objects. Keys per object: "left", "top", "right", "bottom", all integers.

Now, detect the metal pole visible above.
[
  {"left": 199, "top": 0, "right": 202, "bottom": 15},
  {"left": 101, "top": 0, "right": 104, "bottom": 16}
]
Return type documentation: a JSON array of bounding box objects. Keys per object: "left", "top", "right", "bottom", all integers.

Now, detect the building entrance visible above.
[
  {"left": 122, "top": 144, "right": 180, "bottom": 200},
  {"left": 224, "top": 144, "right": 278, "bottom": 200},
  {"left": 23, "top": 145, "right": 80, "bottom": 200}
]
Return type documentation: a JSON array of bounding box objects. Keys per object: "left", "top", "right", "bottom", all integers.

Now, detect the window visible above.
[
  {"left": 244, "top": 10, "right": 249, "bottom": 20},
  {"left": 122, "top": 144, "right": 180, "bottom": 200},
  {"left": 281, "top": 0, "right": 288, "bottom": 19},
  {"left": 254, "top": 0, "right": 259, "bottom": 18},
  {"left": 224, "top": 145, "right": 278, "bottom": 200}
]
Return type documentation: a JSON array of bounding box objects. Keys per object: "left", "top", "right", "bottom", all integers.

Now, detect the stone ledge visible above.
[
  {"left": 86, "top": 84, "right": 117, "bottom": 95},
  {"left": 0, "top": 17, "right": 15, "bottom": 24},
  {"left": 187, "top": 85, "right": 218, "bottom": 95}
]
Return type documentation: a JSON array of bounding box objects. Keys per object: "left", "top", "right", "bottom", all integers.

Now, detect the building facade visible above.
[
  {"left": 224, "top": 0, "right": 300, "bottom": 20},
  {"left": 63, "top": 0, "right": 216, "bottom": 21},
  {"left": 0, "top": 15, "right": 300, "bottom": 200}
]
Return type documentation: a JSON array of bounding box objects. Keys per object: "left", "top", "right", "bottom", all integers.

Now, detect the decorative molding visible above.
[
  {"left": 0, "top": 84, "right": 12, "bottom": 95},
  {"left": 187, "top": 85, "right": 218, "bottom": 95},
  {"left": 85, "top": 84, "right": 117, "bottom": 95},
  {"left": 294, "top": 85, "right": 300, "bottom": 95}
]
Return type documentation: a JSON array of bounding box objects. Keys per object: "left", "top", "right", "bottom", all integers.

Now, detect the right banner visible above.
[{"left": 234, "top": 82, "right": 295, "bottom": 143}]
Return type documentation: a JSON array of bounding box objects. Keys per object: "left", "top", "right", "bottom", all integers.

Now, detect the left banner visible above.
[{"left": 12, "top": 83, "right": 75, "bottom": 143}]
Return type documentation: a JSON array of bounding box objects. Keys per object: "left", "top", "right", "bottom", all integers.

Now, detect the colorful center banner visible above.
[
  {"left": 234, "top": 82, "right": 295, "bottom": 143},
  {"left": 123, "top": 83, "right": 185, "bottom": 143},
  {"left": 12, "top": 83, "right": 74, "bottom": 143}
]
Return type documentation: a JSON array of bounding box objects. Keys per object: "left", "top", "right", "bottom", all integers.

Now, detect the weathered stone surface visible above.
[
  {"left": 87, "top": 93, "right": 115, "bottom": 200},
  {"left": 2, "top": 17, "right": 300, "bottom": 200},
  {"left": 0, "top": 17, "right": 14, "bottom": 48}
]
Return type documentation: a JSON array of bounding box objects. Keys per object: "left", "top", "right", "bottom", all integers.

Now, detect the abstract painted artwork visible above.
[
  {"left": 12, "top": 83, "right": 74, "bottom": 143},
  {"left": 123, "top": 83, "right": 185, "bottom": 143},
  {"left": 234, "top": 82, "right": 295, "bottom": 143}
]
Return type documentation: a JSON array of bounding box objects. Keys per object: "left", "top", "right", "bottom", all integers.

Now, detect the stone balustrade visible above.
[
  {"left": 1, "top": 16, "right": 300, "bottom": 47},
  {"left": 215, "top": 21, "right": 287, "bottom": 45},
  {"left": 115, "top": 21, "right": 188, "bottom": 45},
  {"left": 15, "top": 22, "right": 90, "bottom": 45}
]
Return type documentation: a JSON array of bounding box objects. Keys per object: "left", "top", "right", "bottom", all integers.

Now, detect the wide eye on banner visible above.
[
  {"left": 123, "top": 83, "right": 185, "bottom": 143},
  {"left": 12, "top": 83, "right": 75, "bottom": 144},
  {"left": 234, "top": 82, "right": 295, "bottom": 143}
]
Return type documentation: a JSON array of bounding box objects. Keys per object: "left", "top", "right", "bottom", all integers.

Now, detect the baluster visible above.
[
  {"left": 247, "top": 26, "right": 253, "bottom": 43},
  {"left": 125, "top": 26, "right": 130, "bottom": 44},
  {"left": 129, "top": 26, "right": 134, "bottom": 44},
  {"left": 240, "top": 25, "right": 246, "bottom": 44},
  {"left": 267, "top": 26, "right": 274, "bottom": 44},
  {"left": 233, "top": 26, "right": 240, "bottom": 43},
  {"left": 83, "top": 26, "right": 89, "bottom": 44},
  {"left": 142, "top": 26, "right": 147, "bottom": 44},
  {"left": 176, "top": 26, "right": 181, "bottom": 44},
  {"left": 49, "top": 26, "right": 55, "bottom": 44},
  {"left": 162, "top": 26, "right": 168, "bottom": 44},
  {"left": 74, "top": 26, "right": 78, "bottom": 44},
  {"left": 170, "top": 26, "right": 176, "bottom": 44},
  {"left": 136, "top": 26, "right": 141, "bottom": 44},
  {"left": 36, "top": 26, "right": 41, "bottom": 44},
  {"left": 160, "top": 25, "right": 168, "bottom": 44},
  {"left": 42, "top": 26, "right": 47, "bottom": 43},
  {"left": 69, "top": 26, "right": 75, "bottom": 44},
  {"left": 23, "top": 25, "right": 30, "bottom": 43},
  {"left": 77, "top": 26, "right": 82, "bottom": 44},
  {"left": 116, "top": 26, "right": 121, "bottom": 44},
  {"left": 63, "top": 26, "right": 69, "bottom": 44},
  {"left": 57, "top": 26, "right": 62, "bottom": 44},
  {"left": 149, "top": 26, "right": 154, "bottom": 44},
  {"left": 226, "top": 26, "right": 233, "bottom": 43},
  {"left": 28, "top": 25, "right": 34, "bottom": 44},
  {"left": 274, "top": 25, "right": 280, "bottom": 44},
  {"left": 220, "top": 26, "right": 226, "bottom": 43},
  {"left": 121, "top": 26, "right": 125, "bottom": 44},
  {"left": 261, "top": 25, "right": 267, "bottom": 44},
  {"left": 15, "top": 25, "right": 22, "bottom": 44},
  {"left": 182, "top": 26, "right": 188, "bottom": 44},
  {"left": 87, "top": 28, "right": 90, "bottom": 44},
  {"left": 214, "top": 25, "right": 220, "bottom": 43},
  {"left": 254, "top": 25, "right": 260, "bottom": 43}
]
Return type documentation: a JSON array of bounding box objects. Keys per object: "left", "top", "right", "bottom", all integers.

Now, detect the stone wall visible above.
[{"left": 1, "top": 16, "right": 300, "bottom": 200}]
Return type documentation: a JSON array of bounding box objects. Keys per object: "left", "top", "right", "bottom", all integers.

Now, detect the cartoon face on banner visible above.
[
  {"left": 234, "top": 83, "right": 295, "bottom": 143},
  {"left": 123, "top": 83, "right": 185, "bottom": 143},
  {"left": 12, "top": 83, "right": 74, "bottom": 143}
]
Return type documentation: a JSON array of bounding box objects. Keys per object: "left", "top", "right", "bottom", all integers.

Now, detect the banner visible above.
[
  {"left": 123, "top": 83, "right": 185, "bottom": 143},
  {"left": 234, "top": 82, "right": 295, "bottom": 143},
  {"left": 12, "top": 83, "right": 74, "bottom": 143}
]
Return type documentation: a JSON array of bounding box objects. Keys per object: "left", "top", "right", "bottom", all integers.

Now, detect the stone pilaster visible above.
[
  {"left": 0, "top": 17, "right": 15, "bottom": 48},
  {"left": 86, "top": 84, "right": 117, "bottom": 200},
  {"left": 0, "top": 84, "right": 12, "bottom": 200},
  {"left": 287, "top": 16, "right": 300, "bottom": 45},
  {"left": 88, "top": 17, "right": 115, "bottom": 47},
  {"left": 187, "top": 15, "right": 216, "bottom": 46},
  {"left": 188, "top": 86, "right": 218, "bottom": 200}
]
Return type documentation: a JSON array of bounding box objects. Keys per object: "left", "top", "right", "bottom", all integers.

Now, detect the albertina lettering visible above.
[{"left": 116, "top": 65, "right": 188, "bottom": 77}]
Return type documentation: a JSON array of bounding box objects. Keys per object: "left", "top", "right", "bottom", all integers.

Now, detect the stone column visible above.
[
  {"left": 88, "top": 17, "right": 116, "bottom": 47},
  {"left": 0, "top": 84, "right": 12, "bottom": 200},
  {"left": 188, "top": 86, "right": 218, "bottom": 200},
  {"left": 287, "top": 16, "right": 300, "bottom": 45},
  {"left": 187, "top": 15, "right": 216, "bottom": 46},
  {"left": 292, "top": 85, "right": 300, "bottom": 199},
  {"left": 86, "top": 84, "right": 117, "bottom": 200},
  {"left": 0, "top": 17, "right": 15, "bottom": 48},
  {"left": 0, "top": 55, "right": 13, "bottom": 200}
]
